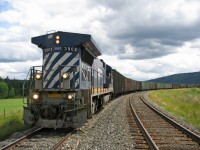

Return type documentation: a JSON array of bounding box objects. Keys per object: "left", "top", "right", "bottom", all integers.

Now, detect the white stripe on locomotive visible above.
[
  {"left": 43, "top": 52, "right": 59, "bottom": 78},
  {"left": 46, "top": 55, "right": 79, "bottom": 88},
  {"left": 43, "top": 53, "right": 71, "bottom": 88}
]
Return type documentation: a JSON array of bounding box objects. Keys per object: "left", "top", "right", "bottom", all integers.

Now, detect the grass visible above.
[
  {"left": 0, "top": 98, "right": 24, "bottom": 115},
  {"left": 0, "top": 98, "right": 28, "bottom": 141},
  {"left": 149, "top": 88, "right": 200, "bottom": 130}
]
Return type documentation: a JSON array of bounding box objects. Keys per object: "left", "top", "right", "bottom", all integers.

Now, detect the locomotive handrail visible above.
[
  {"left": 23, "top": 68, "right": 31, "bottom": 104},
  {"left": 23, "top": 66, "right": 43, "bottom": 104}
]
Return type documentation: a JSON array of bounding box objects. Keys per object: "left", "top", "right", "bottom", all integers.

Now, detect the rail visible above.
[
  {"left": 140, "top": 95, "right": 200, "bottom": 143},
  {"left": 1, "top": 127, "right": 43, "bottom": 150},
  {"left": 52, "top": 129, "right": 76, "bottom": 150},
  {"left": 129, "top": 99, "right": 159, "bottom": 150}
]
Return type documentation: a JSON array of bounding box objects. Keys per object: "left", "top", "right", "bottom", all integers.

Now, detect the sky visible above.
[{"left": 0, "top": 0, "right": 200, "bottom": 81}]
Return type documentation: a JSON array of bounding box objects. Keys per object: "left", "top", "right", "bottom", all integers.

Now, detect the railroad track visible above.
[
  {"left": 1, "top": 127, "right": 75, "bottom": 150},
  {"left": 127, "top": 93, "right": 200, "bottom": 149},
  {"left": 51, "top": 129, "right": 76, "bottom": 150},
  {"left": 126, "top": 99, "right": 150, "bottom": 149},
  {"left": 1, "top": 127, "right": 43, "bottom": 150}
]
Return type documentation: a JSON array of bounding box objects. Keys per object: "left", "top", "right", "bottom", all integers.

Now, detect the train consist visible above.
[{"left": 23, "top": 31, "right": 200, "bottom": 129}]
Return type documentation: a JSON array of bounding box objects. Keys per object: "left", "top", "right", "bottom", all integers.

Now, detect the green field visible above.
[
  {"left": 0, "top": 98, "right": 28, "bottom": 141},
  {"left": 149, "top": 88, "right": 200, "bottom": 130},
  {"left": 0, "top": 98, "right": 25, "bottom": 115}
]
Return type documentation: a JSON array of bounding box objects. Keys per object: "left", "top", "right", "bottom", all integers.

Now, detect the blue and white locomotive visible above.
[{"left": 23, "top": 31, "right": 113, "bottom": 128}]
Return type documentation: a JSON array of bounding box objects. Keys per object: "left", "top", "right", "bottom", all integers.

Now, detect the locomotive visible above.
[
  {"left": 23, "top": 31, "right": 200, "bottom": 129},
  {"left": 23, "top": 31, "right": 113, "bottom": 128}
]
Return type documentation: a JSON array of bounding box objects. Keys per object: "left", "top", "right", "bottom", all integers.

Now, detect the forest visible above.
[{"left": 0, "top": 77, "right": 25, "bottom": 99}]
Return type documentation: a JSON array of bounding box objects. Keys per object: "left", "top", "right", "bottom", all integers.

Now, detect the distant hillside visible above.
[{"left": 148, "top": 71, "right": 200, "bottom": 84}]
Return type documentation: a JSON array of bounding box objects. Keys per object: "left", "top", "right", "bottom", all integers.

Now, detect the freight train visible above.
[{"left": 23, "top": 31, "right": 200, "bottom": 128}]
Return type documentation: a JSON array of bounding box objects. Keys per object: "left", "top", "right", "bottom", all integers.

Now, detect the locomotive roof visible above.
[{"left": 31, "top": 31, "right": 102, "bottom": 57}]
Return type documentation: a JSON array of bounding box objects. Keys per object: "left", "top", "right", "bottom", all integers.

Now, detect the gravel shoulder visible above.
[{"left": 63, "top": 94, "right": 134, "bottom": 149}]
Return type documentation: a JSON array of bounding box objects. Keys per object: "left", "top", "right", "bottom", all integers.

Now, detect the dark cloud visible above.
[
  {"left": 118, "top": 42, "right": 176, "bottom": 60},
  {"left": 0, "top": 52, "right": 41, "bottom": 62},
  {"left": 159, "top": 39, "right": 183, "bottom": 47},
  {"left": 0, "top": 53, "right": 41, "bottom": 62},
  {"left": 89, "top": 0, "right": 200, "bottom": 60},
  {"left": 111, "top": 22, "right": 200, "bottom": 43},
  {"left": 0, "top": 58, "right": 31, "bottom": 63},
  {"left": 88, "top": 0, "right": 131, "bottom": 10}
]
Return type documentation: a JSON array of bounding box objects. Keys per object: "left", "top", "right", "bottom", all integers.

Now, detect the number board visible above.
[
  {"left": 64, "top": 46, "right": 78, "bottom": 52},
  {"left": 43, "top": 46, "right": 78, "bottom": 53}
]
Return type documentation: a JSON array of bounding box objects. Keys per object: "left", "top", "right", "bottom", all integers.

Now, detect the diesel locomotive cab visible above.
[{"left": 23, "top": 31, "right": 111, "bottom": 128}]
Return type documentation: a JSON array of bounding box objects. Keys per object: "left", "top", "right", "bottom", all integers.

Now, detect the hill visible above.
[{"left": 148, "top": 71, "right": 200, "bottom": 84}]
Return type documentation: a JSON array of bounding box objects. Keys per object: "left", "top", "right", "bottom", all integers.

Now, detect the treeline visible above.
[{"left": 0, "top": 77, "right": 25, "bottom": 99}]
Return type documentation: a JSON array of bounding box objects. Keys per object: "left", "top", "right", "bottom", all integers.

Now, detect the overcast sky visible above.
[{"left": 0, "top": 0, "right": 200, "bottom": 81}]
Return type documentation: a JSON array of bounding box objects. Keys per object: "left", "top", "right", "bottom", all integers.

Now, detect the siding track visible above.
[{"left": 127, "top": 93, "right": 200, "bottom": 149}]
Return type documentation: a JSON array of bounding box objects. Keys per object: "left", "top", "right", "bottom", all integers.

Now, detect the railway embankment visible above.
[{"left": 1, "top": 91, "right": 199, "bottom": 149}]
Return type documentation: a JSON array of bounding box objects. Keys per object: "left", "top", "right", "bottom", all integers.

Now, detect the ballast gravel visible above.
[
  {"left": 1, "top": 92, "right": 199, "bottom": 149},
  {"left": 63, "top": 94, "right": 134, "bottom": 149}
]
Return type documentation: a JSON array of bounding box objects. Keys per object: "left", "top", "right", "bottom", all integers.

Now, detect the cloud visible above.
[
  {"left": 0, "top": 59, "right": 42, "bottom": 79},
  {"left": 118, "top": 41, "right": 176, "bottom": 60},
  {"left": 0, "top": 41, "right": 42, "bottom": 63},
  {"left": 0, "top": 0, "right": 200, "bottom": 80},
  {"left": 91, "top": 0, "right": 200, "bottom": 59}
]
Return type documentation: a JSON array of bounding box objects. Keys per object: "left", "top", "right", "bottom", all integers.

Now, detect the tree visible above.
[
  {"left": 0, "top": 81, "right": 9, "bottom": 99},
  {"left": 8, "top": 88, "right": 15, "bottom": 98}
]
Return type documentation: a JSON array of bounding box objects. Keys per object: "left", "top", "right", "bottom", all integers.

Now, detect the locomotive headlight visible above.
[
  {"left": 36, "top": 73, "right": 42, "bottom": 79},
  {"left": 63, "top": 72, "right": 69, "bottom": 79},
  {"left": 68, "top": 94, "right": 73, "bottom": 100},
  {"left": 32, "top": 93, "right": 39, "bottom": 100},
  {"left": 67, "top": 93, "right": 75, "bottom": 101}
]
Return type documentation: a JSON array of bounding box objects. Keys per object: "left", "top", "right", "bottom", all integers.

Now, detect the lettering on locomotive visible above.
[
  {"left": 64, "top": 46, "right": 77, "bottom": 52},
  {"left": 44, "top": 47, "right": 53, "bottom": 53}
]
